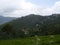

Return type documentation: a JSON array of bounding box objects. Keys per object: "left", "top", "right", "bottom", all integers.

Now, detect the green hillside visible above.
[{"left": 0, "top": 14, "right": 60, "bottom": 39}]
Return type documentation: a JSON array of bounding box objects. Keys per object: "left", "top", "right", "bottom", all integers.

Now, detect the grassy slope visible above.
[{"left": 0, "top": 35, "right": 60, "bottom": 45}]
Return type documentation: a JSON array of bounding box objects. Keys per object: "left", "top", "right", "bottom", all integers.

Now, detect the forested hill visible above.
[
  {"left": 0, "top": 14, "right": 60, "bottom": 39},
  {"left": 8, "top": 14, "right": 60, "bottom": 30}
]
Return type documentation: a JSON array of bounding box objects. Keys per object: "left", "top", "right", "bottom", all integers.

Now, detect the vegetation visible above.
[
  {"left": 0, "top": 35, "right": 60, "bottom": 45},
  {"left": 0, "top": 14, "right": 60, "bottom": 39},
  {"left": 0, "top": 14, "right": 60, "bottom": 45}
]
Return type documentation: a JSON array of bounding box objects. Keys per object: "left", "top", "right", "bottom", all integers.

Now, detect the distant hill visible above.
[
  {"left": 7, "top": 14, "right": 60, "bottom": 30},
  {"left": 0, "top": 14, "right": 60, "bottom": 39},
  {"left": 0, "top": 16, "right": 16, "bottom": 25}
]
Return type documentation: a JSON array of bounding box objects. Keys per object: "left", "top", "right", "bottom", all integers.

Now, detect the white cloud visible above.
[
  {"left": 52, "top": 1, "right": 60, "bottom": 13},
  {"left": 0, "top": 0, "right": 60, "bottom": 17},
  {"left": 41, "top": 1, "right": 60, "bottom": 16},
  {"left": 0, "top": 0, "right": 42, "bottom": 17},
  {"left": 40, "top": 8, "right": 53, "bottom": 16}
]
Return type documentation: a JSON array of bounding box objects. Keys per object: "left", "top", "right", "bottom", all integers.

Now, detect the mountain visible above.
[
  {"left": 0, "top": 14, "right": 60, "bottom": 39},
  {"left": 7, "top": 14, "right": 60, "bottom": 30},
  {"left": 0, "top": 16, "right": 16, "bottom": 25}
]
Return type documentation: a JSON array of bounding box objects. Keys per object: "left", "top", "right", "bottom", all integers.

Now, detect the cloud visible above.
[
  {"left": 41, "top": 1, "right": 60, "bottom": 16},
  {"left": 0, "top": 0, "right": 60, "bottom": 17},
  {"left": 53, "top": 1, "right": 60, "bottom": 13},
  {"left": 0, "top": 0, "right": 43, "bottom": 17},
  {"left": 0, "top": 0, "right": 41, "bottom": 17}
]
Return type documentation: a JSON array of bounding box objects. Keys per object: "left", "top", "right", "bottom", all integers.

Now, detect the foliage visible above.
[
  {"left": 0, "top": 35, "right": 60, "bottom": 45},
  {"left": 0, "top": 14, "right": 60, "bottom": 39}
]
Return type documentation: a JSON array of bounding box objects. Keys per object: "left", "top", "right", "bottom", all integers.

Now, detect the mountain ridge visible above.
[
  {"left": 0, "top": 16, "right": 16, "bottom": 25},
  {"left": 0, "top": 14, "right": 60, "bottom": 39}
]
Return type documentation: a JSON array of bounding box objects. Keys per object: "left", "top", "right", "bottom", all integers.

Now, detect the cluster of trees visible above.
[
  {"left": 0, "top": 14, "right": 60, "bottom": 39},
  {"left": 0, "top": 23, "right": 60, "bottom": 39}
]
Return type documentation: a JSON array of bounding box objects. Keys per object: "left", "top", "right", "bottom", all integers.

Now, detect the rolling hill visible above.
[
  {"left": 8, "top": 14, "right": 60, "bottom": 30},
  {"left": 0, "top": 16, "right": 16, "bottom": 25},
  {"left": 0, "top": 14, "right": 60, "bottom": 39}
]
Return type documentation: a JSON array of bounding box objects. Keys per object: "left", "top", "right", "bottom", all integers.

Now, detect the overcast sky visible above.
[{"left": 0, "top": 0, "right": 60, "bottom": 17}]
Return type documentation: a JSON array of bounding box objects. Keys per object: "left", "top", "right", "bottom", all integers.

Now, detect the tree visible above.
[
  {"left": 1, "top": 24, "right": 14, "bottom": 39},
  {"left": 1, "top": 24, "right": 13, "bottom": 34}
]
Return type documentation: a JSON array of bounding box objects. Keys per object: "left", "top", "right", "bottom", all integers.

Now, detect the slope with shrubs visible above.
[{"left": 0, "top": 14, "right": 60, "bottom": 39}]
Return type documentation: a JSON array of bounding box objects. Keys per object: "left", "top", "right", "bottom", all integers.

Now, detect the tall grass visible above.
[{"left": 0, "top": 35, "right": 60, "bottom": 45}]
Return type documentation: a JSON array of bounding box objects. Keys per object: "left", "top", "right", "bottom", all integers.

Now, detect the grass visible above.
[{"left": 0, "top": 35, "right": 60, "bottom": 45}]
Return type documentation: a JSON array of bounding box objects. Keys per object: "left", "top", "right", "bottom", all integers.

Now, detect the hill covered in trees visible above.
[{"left": 0, "top": 14, "right": 60, "bottom": 39}]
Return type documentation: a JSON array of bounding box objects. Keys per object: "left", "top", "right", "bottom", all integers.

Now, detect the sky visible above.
[{"left": 0, "top": 0, "right": 60, "bottom": 17}]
